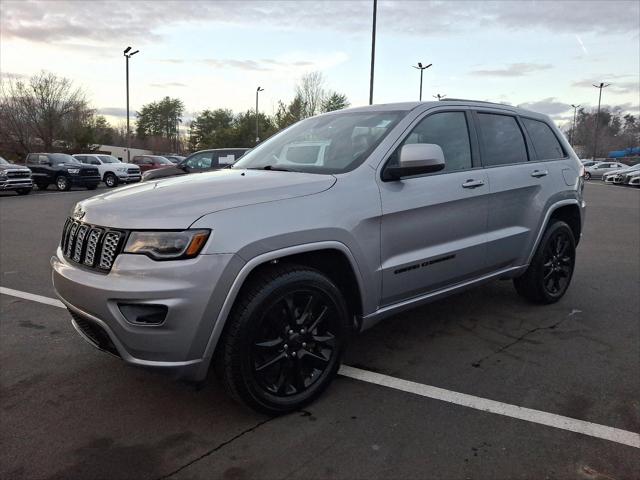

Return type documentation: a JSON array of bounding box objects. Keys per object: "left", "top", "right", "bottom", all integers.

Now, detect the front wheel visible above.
[
  {"left": 104, "top": 173, "right": 118, "bottom": 188},
  {"left": 215, "top": 265, "right": 350, "bottom": 415},
  {"left": 514, "top": 220, "right": 576, "bottom": 304},
  {"left": 584, "top": 171, "right": 591, "bottom": 180},
  {"left": 55, "top": 175, "right": 70, "bottom": 191}
]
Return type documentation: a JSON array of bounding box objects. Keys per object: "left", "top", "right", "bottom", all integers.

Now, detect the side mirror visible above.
[{"left": 383, "top": 143, "right": 445, "bottom": 181}]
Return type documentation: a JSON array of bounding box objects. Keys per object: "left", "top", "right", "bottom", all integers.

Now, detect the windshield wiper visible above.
[{"left": 246, "top": 165, "right": 294, "bottom": 172}]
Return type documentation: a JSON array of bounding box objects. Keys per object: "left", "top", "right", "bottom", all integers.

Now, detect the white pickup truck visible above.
[{"left": 73, "top": 154, "right": 141, "bottom": 188}]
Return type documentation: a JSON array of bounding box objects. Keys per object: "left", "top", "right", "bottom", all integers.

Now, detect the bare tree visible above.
[
  {"left": 296, "top": 71, "right": 326, "bottom": 118},
  {"left": 0, "top": 71, "right": 89, "bottom": 154}
]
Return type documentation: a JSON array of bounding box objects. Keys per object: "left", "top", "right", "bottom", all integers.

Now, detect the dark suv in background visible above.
[
  {"left": 142, "top": 148, "right": 249, "bottom": 181},
  {"left": 26, "top": 153, "right": 100, "bottom": 191}
]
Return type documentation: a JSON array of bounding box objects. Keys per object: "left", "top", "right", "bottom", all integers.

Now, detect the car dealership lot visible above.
[{"left": 0, "top": 184, "right": 638, "bottom": 479}]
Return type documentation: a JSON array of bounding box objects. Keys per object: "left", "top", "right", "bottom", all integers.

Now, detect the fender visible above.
[
  {"left": 194, "top": 240, "right": 366, "bottom": 379},
  {"left": 526, "top": 199, "right": 582, "bottom": 266}
]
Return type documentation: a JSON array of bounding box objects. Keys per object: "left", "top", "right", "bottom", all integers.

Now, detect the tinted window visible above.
[
  {"left": 522, "top": 118, "right": 564, "bottom": 160},
  {"left": 387, "top": 111, "right": 472, "bottom": 172},
  {"left": 477, "top": 113, "right": 528, "bottom": 166},
  {"left": 185, "top": 152, "right": 213, "bottom": 169}
]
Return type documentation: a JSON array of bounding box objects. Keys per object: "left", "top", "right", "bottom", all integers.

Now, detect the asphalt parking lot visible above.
[{"left": 1, "top": 183, "right": 638, "bottom": 479}]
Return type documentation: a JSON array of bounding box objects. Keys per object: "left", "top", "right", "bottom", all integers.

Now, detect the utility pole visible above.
[
  {"left": 123, "top": 46, "right": 139, "bottom": 162},
  {"left": 255, "top": 86, "right": 264, "bottom": 144},
  {"left": 368, "top": 0, "right": 377, "bottom": 105},
  {"left": 412, "top": 62, "right": 432, "bottom": 101},
  {"left": 570, "top": 104, "right": 580, "bottom": 146},
  {"left": 591, "top": 82, "right": 610, "bottom": 160}
]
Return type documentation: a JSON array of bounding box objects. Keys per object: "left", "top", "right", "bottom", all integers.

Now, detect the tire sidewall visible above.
[
  {"left": 531, "top": 221, "right": 576, "bottom": 303},
  {"left": 56, "top": 175, "right": 70, "bottom": 191},
  {"left": 105, "top": 173, "right": 117, "bottom": 188},
  {"left": 230, "top": 269, "right": 349, "bottom": 413}
]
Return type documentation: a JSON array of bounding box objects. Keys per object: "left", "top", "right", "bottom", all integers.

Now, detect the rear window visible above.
[
  {"left": 522, "top": 118, "right": 565, "bottom": 160},
  {"left": 477, "top": 113, "right": 528, "bottom": 166}
]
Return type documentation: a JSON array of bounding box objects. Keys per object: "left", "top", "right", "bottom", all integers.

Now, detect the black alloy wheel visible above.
[{"left": 541, "top": 229, "right": 574, "bottom": 297}]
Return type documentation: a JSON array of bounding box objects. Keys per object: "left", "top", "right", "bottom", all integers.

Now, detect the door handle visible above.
[
  {"left": 531, "top": 169, "right": 549, "bottom": 178},
  {"left": 462, "top": 179, "right": 485, "bottom": 189}
]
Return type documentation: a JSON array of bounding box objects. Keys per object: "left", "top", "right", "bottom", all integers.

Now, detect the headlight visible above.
[
  {"left": 116, "top": 167, "right": 127, "bottom": 172},
  {"left": 0, "top": 170, "right": 7, "bottom": 177},
  {"left": 123, "top": 229, "right": 210, "bottom": 260},
  {"left": 67, "top": 168, "right": 80, "bottom": 174}
]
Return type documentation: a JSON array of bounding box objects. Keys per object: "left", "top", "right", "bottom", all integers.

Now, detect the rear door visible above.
[
  {"left": 476, "top": 111, "right": 561, "bottom": 270},
  {"left": 378, "top": 109, "right": 490, "bottom": 305}
]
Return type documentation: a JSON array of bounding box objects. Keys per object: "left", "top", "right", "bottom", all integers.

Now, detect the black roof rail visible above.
[{"left": 439, "top": 98, "right": 513, "bottom": 107}]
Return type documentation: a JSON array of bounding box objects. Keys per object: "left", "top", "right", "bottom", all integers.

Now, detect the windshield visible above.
[
  {"left": 232, "top": 110, "right": 406, "bottom": 174},
  {"left": 98, "top": 155, "right": 120, "bottom": 163},
  {"left": 50, "top": 153, "right": 79, "bottom": 164}
]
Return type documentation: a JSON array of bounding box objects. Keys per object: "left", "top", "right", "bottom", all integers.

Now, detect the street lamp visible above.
[
  {"left": 412, "top": 62, "right": 432, "bottom": 101},
  {"left": 255, "top": 86, "right": 264, "bottom": 144},
  {"left": 591, "top": 82, "right": 610, "bottom": 160},
  {"left": 433, "top": 93, "right": 446, "bottom": 101},
  {"left": 570, "top": 104, "right": 581, "bottom": 146},
  {"left": 124, "top": 46, "right": 139, "bottom": 162}
]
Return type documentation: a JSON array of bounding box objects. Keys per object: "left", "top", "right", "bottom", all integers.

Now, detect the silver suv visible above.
[{"left": 52, "top": 100, "right": 586, "bottom": 414}]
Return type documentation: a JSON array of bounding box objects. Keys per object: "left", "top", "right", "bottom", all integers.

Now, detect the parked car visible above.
[
  {"left": 0, "top": 156, "right": 33, "bottom": 195},
  {"left": 603, "top": 164, "right": 640, "bottom": 184},
  {"left": 584, "top": 161, "right": 627, "bottom": 180},
  {"left": 142, "top": 148, "right": 249, "bottom": 182},
  {"left": 625, "top": 171, "right": 640, "bottom": 187},
  {"left": 26, "top": 153, "right": 100, "bottom": 191},
  {"left": 131, "top": 155, "right": 174, "bottom": 172},
  {"left": 73, "top": 154, "right": 141, "bottom": 188},
  {"left": 165, "top": 155, "right": 186, "bottom": 164},
  {"left": 580, "top": 160, "right": 598, "bottom": 167},
  {"left": 52, "top": 100, "right": 585, "bottom": 414}
]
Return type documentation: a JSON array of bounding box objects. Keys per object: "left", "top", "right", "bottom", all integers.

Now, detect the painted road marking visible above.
[{"left": 2, "top": 286, "right": 639, "bottom": 449}]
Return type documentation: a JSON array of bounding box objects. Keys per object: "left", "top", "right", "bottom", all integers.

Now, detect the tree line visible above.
[{"left": 565, "top": 107, "right": 639, "bottom": 158}]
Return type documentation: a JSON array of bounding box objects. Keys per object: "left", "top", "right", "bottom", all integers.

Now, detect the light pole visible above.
[
  {"left": 124, "top": 46, "right": 139, "bottom": 162},
  {"left": 591, "top": 82, "right": 610, "bottom": 160},
  {"left": 433, "top": 93, "right": 446, "bottom": 101},
  {"left": 412, "top": 62, "right": 432, "bottom": 101},
  {"left": 570, "top": 104, "right": 580, "bottom": 146},
  {"left": 255, "top": 86, "right": 264, "bottom": 144},
  {"left": 369, "top": 0, "right": 377, "bottom": 105}
]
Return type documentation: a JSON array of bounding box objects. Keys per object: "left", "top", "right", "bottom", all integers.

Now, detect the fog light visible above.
[{"left": 118, "top": 303, "right": 168, "bottom": 325}]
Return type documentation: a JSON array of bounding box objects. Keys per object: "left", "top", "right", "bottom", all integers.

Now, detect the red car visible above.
[{"left": 131, "top": 155, "right": 174, "bottom": 173}]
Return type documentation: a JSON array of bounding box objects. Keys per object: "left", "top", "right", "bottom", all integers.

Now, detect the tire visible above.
[
  {"left": 215, "top": 264, "right": 350, "bottom": 415},
  {"left": 86, "top": 184, "right": 98, "bottom": 190},
  {"left": 514, "top": 220, "right": 576, "bottom": 304},
  {"left": 16, "top": 188, "right": 31, "bottom": 195},
  {"left": 584, "top": 171, "right": 591, "bottom": 180},
  {"left": 104, "top": 173, "right": 118, "bottom": 188},
  {"left": 55, "top": 175, "right": 71, "bottom": 191}
]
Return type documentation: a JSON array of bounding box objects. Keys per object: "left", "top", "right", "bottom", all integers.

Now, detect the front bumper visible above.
[
  {"left": 52, "top": 248, "right": 244, "bottom": 380},
  {"left": 116, "top": 172, "right": 141, "bottom": 183},
  {"left": 0, "top": 179, "right": 33, "bottom": 190}
]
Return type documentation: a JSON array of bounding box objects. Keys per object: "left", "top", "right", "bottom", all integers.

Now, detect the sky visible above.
[{"left": 1, "top": 0, "right": 639, "bottom": 128}]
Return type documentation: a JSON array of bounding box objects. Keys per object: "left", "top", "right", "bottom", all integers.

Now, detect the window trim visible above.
[
  {"left": 472, "top": 110, "right": 532, "bottom": 168},
  {"left": 519, "top": 116, "right": 568, "bottom": 162},
  {"left": 379, "top": 108, "right": 480, "bottom": 182}
]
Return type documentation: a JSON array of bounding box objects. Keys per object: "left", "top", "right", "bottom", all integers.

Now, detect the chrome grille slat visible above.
[
  {"left": 73, "top": 225, "right": 89, "bottom": 262},
  {"left": 65, "top": 222, "right": 79, "bottom": 257},
  {"left": 83, "top": 228, "right": 103, "bottom": 266},
  {"left": 99, "top": 231, "right": 122, "bottom": 270}
]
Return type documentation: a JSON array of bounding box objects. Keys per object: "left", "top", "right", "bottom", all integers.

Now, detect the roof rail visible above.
[{"left": 440, "top": 98, "right": 513, "bottom": 107}]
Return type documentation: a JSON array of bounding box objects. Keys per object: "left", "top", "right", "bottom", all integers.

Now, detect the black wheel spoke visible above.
[
  {"left": 255, "top": 352, "right": 287, "bottom": 372},
  {"left": 254, "top": 337, "right": 283, "bottom": 349},
  {"left": 298, "top": 294, "right": 318, "bottom": 326},
  {"left": 312, "top": 332, "right": 335, "bottom": 345},
  {"left": 282, "top": 297, "right": 297, "bottom": 325},
  {"left": 300, "top": 349, "right": 329, "bottom": 368},
  {"left": 307, "top": 305, "right": 328, "bottom": 332}
]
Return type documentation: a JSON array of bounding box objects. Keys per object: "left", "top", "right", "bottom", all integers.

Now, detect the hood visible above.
[
  {"left": 75, "top": 169, "right": 336, "bottom": 229},
  {"left": 0, "top": 163, "right": 30, "bottom": 171},
  {"left": 142, "top": 165, "right": 183, "bottom": 180}
]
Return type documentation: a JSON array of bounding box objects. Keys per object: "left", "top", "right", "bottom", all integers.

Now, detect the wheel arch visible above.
[
  {"left": 526, "top": 199, "right": 582, "bottom": 266},
  {"left": 196, "top": 242, "right": 365, "bottom": 379}
]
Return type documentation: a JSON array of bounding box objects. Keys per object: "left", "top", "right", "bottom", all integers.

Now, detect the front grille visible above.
[
  {"left": 68, "top": 309, "right": 120, "bottom": 357},
  {"left": 60, "top": 218, "right": 126, "bottom": 271},
  {"left": 81, "top": 167, "right": 99, "bottom": 176},
  {"left": 6, "top": 170, "right": 30, "bottom": 178},
  {"left": 127, "top": 168, "right": 139, "bottom": 175}
]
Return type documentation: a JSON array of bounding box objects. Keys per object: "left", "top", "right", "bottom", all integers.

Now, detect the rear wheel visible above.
[
  {"left": 104, "top": 173, "right": 118, "bottom": 188},
  {"left": 514, "top": 220, "right": 576, "bottom": 304},
  {"left": 215, "top": 265, "right": 349, "bottom": 415},
  {"left": 55, "top": 175, "right": 70, "bottom": 191}
]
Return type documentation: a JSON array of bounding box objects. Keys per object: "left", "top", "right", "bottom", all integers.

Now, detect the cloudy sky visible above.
[{"left": 1, "top": 0, "right": 638, "bottom": 127}]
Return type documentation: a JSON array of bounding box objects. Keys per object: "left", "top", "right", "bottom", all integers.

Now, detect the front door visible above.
[{"left": 378, "top": 110, "right": 489, "bottom": 306}]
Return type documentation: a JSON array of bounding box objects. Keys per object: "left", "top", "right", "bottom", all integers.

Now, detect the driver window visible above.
[
  {"left": 187, "top": 152, "right": 213, "bottom": 169},
  {"left": 387, "top": 111, "right": 472, "bottom": 172}
]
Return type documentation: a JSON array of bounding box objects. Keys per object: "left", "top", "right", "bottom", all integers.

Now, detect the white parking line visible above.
[{"left": 2, "top": 286, "right": 639, "bottom": 449}]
